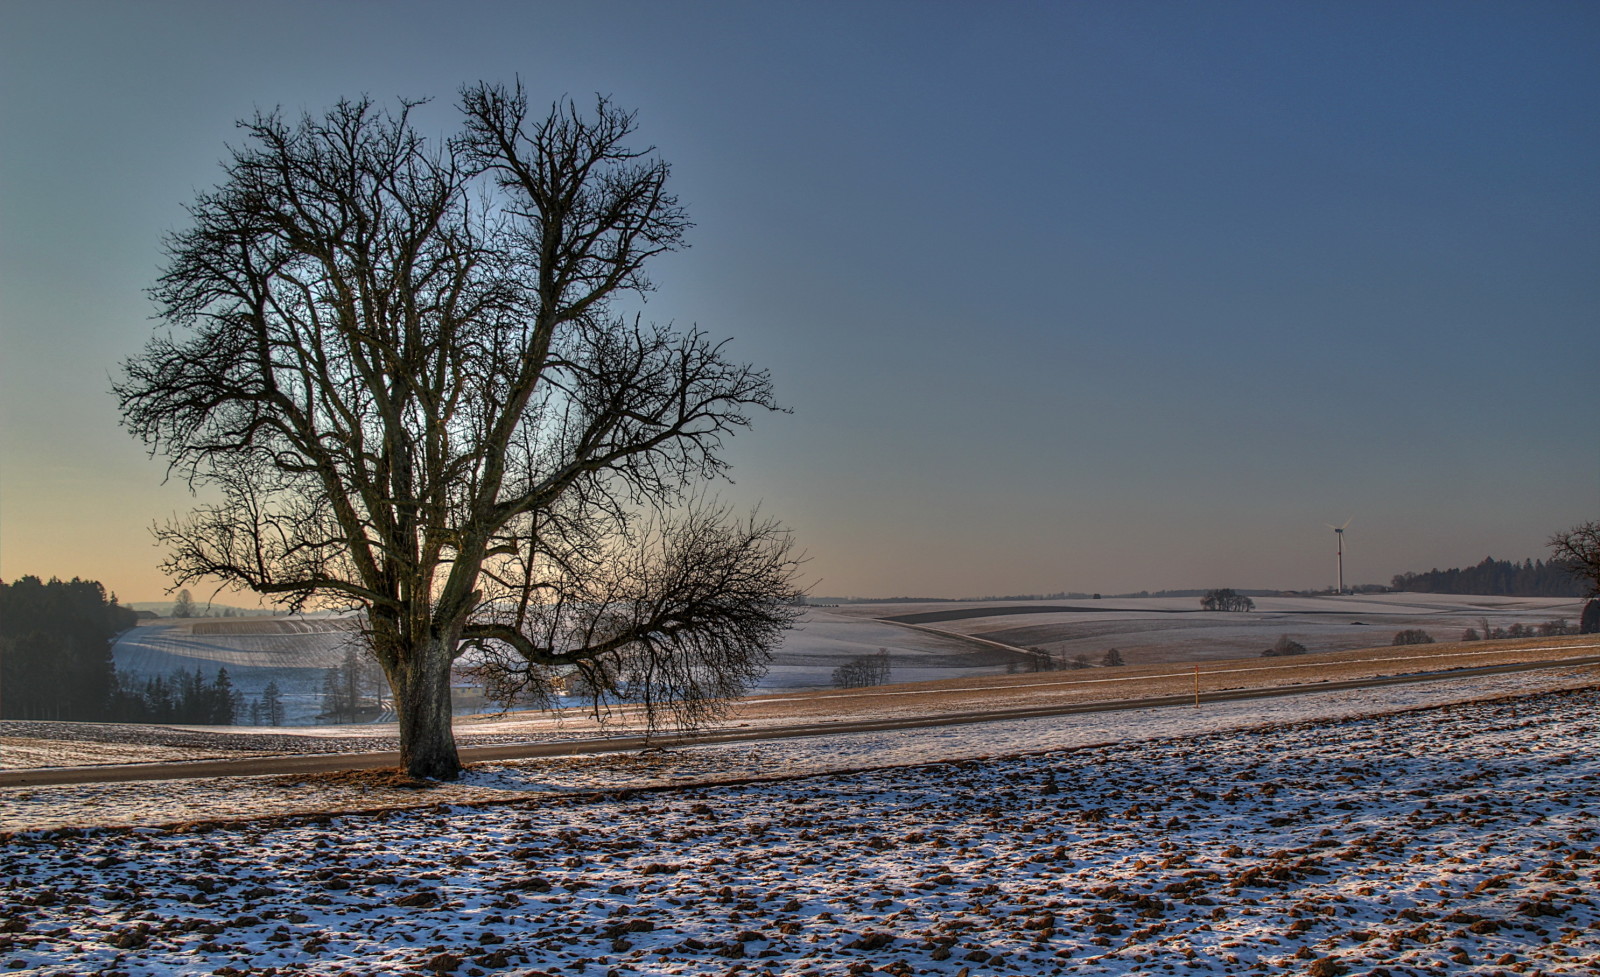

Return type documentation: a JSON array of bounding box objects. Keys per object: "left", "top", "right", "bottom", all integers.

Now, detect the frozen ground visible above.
[
  {"left": 105, "top": 596, "right": 1589, "bottom": 727},
  {"left": 114, "top": 618, "right": 367, "bottom": 725},
  {"left": 1, "top": 671, "right": 1597, "bottom": 975},
  {"left": 843, "top": 594, "right": 1592, "bottom": 668},
  {"left": 107, "top": 610, "right": 1023, "bottom": 725}
]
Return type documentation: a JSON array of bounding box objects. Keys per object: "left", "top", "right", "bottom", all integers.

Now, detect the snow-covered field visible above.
[
  {"left": 114, "top": 618, "right": 367, "bottom": 725},
  {"left": 110, "top": 595, "right": 1589, "bottom": 729},
  {"left": 843, "top": 594, "right": 1592, "bottom": 668},
  {"left": 2, "top": 671, "right": 1596, "bottom": 975}
]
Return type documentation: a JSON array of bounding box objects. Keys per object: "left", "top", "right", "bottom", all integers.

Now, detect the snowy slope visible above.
[{"left": 1, "top": 679, "right": 1594, "bottom": 975}]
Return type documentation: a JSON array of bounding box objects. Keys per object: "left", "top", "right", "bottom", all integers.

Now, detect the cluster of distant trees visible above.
[
  {"left": 1019, "top": 647, "right": 1124, "bottom": 671},
  {"left": 321, "top": 646, "right": 384, "bottom": 722},
  {"left": 832, "top": 650, "right": 891, "bottom": 689},
  {"left": 0, "top": 575, "right": 247, "bottom": 724},
  {"left": 1391, "top": 557, "right": 1584, "bottom": 598},
  {"left": 118, "top": 668, "right": 242, "bottom": 724},
  {"left": 1, "top": 576, "right": 136, "bottom": 720},
  {"left": 1200, "top": 589, "right": 1256, "bottom": 612},
  {"left": 166, "top": 588, "right": 255, "bottom": 619},
  {"left": 1461, "top": 618, "right": 1579, "bottom": 641}
]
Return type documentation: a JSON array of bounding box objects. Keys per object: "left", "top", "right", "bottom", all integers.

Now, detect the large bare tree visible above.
[
  {"left": 1549, "top": 520, "right": 1600, "bottom": 596},
  {"left": 118, "top": 83, "right": 801, "bottom": 779}
]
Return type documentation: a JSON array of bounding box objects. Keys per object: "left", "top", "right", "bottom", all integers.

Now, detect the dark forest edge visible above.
[
  {"left": 1389, "top": 556, "right": 1586, "bottom": 598},
  {"left": 0, "top": 576, "right": 240, "bottom": 723}
]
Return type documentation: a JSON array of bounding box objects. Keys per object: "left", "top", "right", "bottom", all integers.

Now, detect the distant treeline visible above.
[
  {"left": 0, "top": 575, "right": 239, "bottom": 723},
  {"left": 1, "top": 576, "right": 135, "bottom": 720},
  {"left": 1391, "top": 557, "right": 1584, "bottom": 598},
  {"left": 810, "top": 588, "right": 1287, "bottom": 604}
]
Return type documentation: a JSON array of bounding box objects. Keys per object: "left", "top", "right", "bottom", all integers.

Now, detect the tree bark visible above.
[{"left": 392, "top": 640, "right": 462, "bottom": 780}]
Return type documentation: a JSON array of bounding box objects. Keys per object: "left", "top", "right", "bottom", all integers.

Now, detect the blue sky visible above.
[{"left": 2, "top": 0, "right": 1596, "bottom": 602}]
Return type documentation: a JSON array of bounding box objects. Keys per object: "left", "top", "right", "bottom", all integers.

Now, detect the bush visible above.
[
  {"left": 1461, "top": 628, "right": 1480, "bottom": 641},
  {"left": 1101, "top": 648, "right": 1124, "bottom": 667},
  {"left": 1261, "top": 635, "right": 1306, "bottom": 657},
  {"left": 1392, "top": 629, "right": 1434, "bottom": 646},
  {"left": 833, "top": 650, "right": 891, "bottom": 689}
]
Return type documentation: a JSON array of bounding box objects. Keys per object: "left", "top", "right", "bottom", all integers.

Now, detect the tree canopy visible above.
[
  {"left": 1199, "top": 588, "right": 1255, "bottom": 612},
  {"left": 117, "top": 83, "right": 801, "bottom": 778}
]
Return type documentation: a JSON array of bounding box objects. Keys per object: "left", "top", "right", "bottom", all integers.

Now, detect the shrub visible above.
[
  {"left": 832, "top": 650, "right": 891, "bottom": 688},
  {"left": 1392, "top": 629, "right": 1434, "bottom": 646},
  {"left": 1261, "top": 635, "right": 1306, "bottom": 657}
]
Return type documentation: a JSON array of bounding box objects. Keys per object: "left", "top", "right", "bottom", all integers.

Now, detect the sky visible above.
[{"left": 1, "top": 0, "right": 1596, "bottom": 604}]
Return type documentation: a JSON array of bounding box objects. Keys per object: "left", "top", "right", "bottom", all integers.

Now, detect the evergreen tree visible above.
[
  {"left": 0, "top": 576, "right": 135, "bottom": 719},
  {"left": 1391, "top": 557, "right": 1584, "bottom": 597},
  {"left": 208, "top": 668, "right": 239, "bottom": 724},
  {"left": 262, "top": 680, "right": 285, "bottom": 726}
]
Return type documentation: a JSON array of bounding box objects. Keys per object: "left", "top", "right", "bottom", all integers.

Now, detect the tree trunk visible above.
[
  {"left": 392, "top": 639, "right": 462, "bottom": 780},
  {"left": 1581, "top": 599, "right": 1600, "bottom": 635}
]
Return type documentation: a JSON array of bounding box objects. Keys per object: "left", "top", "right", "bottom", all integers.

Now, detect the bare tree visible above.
[
  {"left": 1549, "top": 521, "right": 1600, "bottom": 596},
  {"left": 117, "top": 84, "right": 800, "bottom": 779},
  {"left": 171, "top": 589, "right": 196, "bottom": 619}
]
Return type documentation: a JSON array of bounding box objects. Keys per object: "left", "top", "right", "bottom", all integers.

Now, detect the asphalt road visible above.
[{"left": 5, "top": 652, "right": 1596, "bottom": 788}]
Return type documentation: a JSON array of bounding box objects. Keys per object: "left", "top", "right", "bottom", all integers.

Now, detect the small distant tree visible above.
[
  {"left": 1101, "top": 648, "right": 1124, "bottom": 667},
  {"left": 1392, "top": 629, "right": 1434, "bottom": 646},
  {"left": 1200, "top": 589, "right": 1254, "bottom": 612},
  {"left": 261, "top": 680, "right": 285, "bottom": 726},
  {"left": 1461, "top": 627, "right": 1481, "bottom": 641},
  {"left": 171, "top": 589, "right": 197, "bottom": 619},
  {"left": 205, "top": 668, "right": 239, "bottom": 723},
  {"left": 1067, "top": 654, "right": 1092, "bottom": 670},
  {"left": 321, "top": 668, "right": 352, "bottom": 722}
]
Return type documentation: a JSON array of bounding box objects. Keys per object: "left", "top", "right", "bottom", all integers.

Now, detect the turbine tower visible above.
[{"left": 1327, "top": 519, "right": 1352, "bottom": 594}]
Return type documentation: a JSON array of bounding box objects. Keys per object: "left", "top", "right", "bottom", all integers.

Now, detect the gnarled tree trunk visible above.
[{"left": 390, "top": 640, "right": 462, "bottom": 780}]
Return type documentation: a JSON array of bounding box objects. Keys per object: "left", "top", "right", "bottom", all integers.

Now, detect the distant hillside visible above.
[{"left": 1391, "top": 557, "right": 1584, "bottom": 597}]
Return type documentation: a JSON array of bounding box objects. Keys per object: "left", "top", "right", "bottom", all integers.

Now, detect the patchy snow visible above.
[
  {"left": 1, "top": 667, "right": 1592, "bottom": 832},
  {"left": 103, "top": 596, "right": 1592, "bottom": 731},
  {"left": 848, "top": 595, "right": 1593, "bottom": 670},
  {"left": 1, "top": 672, "right": 1597, "bottom": 975}
]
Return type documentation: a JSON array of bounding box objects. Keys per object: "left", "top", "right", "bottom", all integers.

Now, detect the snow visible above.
[
  {"left": 848, "top": 594, "right": 1593, "bottom": 670},
  {"left": 114, "top": 619, "right": 366, "bottom": 724},
  {"left": 105, "top": 596, "right": 1591, "bottom": 729},
  {"left": 1, "top": 669, "right": 1597, "bottom": 975}
]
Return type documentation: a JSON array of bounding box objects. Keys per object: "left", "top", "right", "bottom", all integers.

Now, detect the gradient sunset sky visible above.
[{"left": 2, "top": 0, "right": 1596, "bottom": 604}]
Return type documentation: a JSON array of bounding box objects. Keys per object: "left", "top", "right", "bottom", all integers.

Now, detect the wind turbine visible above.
[{"left": 1327, "top": 519, "right": 1352, "bottom": 594}]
